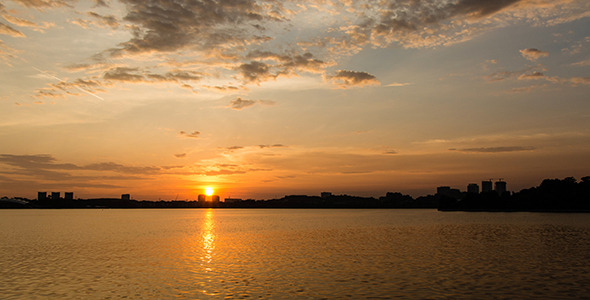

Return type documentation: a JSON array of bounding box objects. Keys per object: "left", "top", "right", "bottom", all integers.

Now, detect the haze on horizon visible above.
[{"left": 0, "top": 0, "right": 589, "bottom": 201}]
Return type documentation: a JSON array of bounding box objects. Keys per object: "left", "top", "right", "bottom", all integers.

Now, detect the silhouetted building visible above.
[
  {"left": 51, "top": 192, "right": 60, "bottom": 200},
  {"left": 225, "top": 197, "right": 242, "bottom": 203},
  {"left": 437, "top": 186, "right": 461, "bottom": 199},
  {"left": 197, "top": 194, "right": 206, "bottom": 202},
  {"left": 64, "top": 192, "right": 74, "bottom": 200},
  {"left": 212, "top": 195, "right": 220, "bottom": 203},
  {"left": 437, "top": 186, "right": 450, "bottom": 195},
  {"left": 467, "top": 183, "right": 479, "bottom": 194},
  {"left": 321, "top": 192, "right": 333, "bottom": 198},
  {"left": 482, "top": 180, "right": 493, "bottom": 193},
  {"left": 38, "top": 192, "right": 47, "bottom": 201},
  {"left": 121, "top": 194, "right": 130, "bottom": 200},
  {"left": 495, "top": 180, "right": 507, "bottom": 195}
]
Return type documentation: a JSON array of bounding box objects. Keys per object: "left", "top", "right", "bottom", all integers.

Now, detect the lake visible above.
[{"left": 1, "top": 209, "right": 589, "bottom": 299}]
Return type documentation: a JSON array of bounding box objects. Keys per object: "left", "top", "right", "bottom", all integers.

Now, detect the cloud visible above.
[
  {"left": 103, "top": 67, "right": 201, "bottom": 83},
  {"left": 174, "top": 153, "right": 186, "bottom": 158},
  {"left": 258, "top": 144, "right": 285, "bottom": 149},
  {"left": 103, "top": 67, "right": 144, "bottom": 82},
  {"left": 111, "top": 0, "right": 284, "bottom": 56},
  {"left": 451, "top": 146, "right": 536, "bottom": 153},
  {"left": 226, "top": 146, "right": 244, "bottom": 151},
  {"left": 520, "top": 48, "right": 549, "bottom": 61},
  {"left": 93, "top": 0, "right": 110, "bottom": 8},
  {"left": 0, "top": 154, "right": 161, "bottom": 175},
  {"left": 227, "top": 97, "right": 275, "bottom": 110},
  {"left": 328, "top": 70, "right": 380, "bottom": 88},
  {"left": 10, "top": 0, "right": 72, "bottom": 8},
  {"left": 179, "top": 131, "right": 200, "bottom": 138},
  {"left": 518, "top": 71, "right": 544, "bottom": 80},
  {"left": 238, "top": 61, "right": 275, "bottom": 83},
  {"left": 571, "top": 59, "right": 590, "bottom": 67},
  {"left": 0, "top": 22, "right": 25, "bottom": 37},
  {"left": 86, "top": 12, "right": 119, "bottom": 29}
]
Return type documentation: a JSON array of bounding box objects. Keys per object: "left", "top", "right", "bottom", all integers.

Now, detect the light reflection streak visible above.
[{"left": 200, "top": 209, "right": 215, "bottom": 271}]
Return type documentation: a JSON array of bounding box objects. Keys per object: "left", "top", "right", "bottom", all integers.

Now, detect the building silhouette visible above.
[
  {"left": 321, "top": 192, "right": 333, "bottom": 198},
  {"left": 64, "top": 192, "right": 74, "bottom": 200},
  {"left": 225, "top": 197, "right": 243, "bottom": 203},
  {"left": 481, "top": 180, "right": 493, "bottom": 193},
  {"left": 38, "top": 192, "right": 47, "bottom": 201},
  {"left": 197, "top": 194, "right": 206, "bottom": 202},
  {"left": 51, "top": 192, "right": 60, "bottom": 200},
  {"left": 212, "top": 195, "right": 220, "bottom": 204},
  {"left": 121, "top": 194, "right": 130, "bottom": 200},
  {"left": 467, "top": 183, "right": 479, "bottom": 194},
  {"left": 495, "top": 180, "right": 507, "bottom": 195}
]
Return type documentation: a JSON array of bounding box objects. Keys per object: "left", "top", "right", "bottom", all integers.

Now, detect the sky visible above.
[{"left": 0, "top": 0, "right": 589, "bottom": 201}]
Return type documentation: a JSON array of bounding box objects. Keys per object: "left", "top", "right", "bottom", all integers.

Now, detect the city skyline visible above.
[{"left": 1, "top": 0, "right": 589, "bottom": 201}]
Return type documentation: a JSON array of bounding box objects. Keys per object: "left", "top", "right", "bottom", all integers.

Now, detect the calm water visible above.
[{"left": 1, "top": 209, "right": 589, "bottom": 299}]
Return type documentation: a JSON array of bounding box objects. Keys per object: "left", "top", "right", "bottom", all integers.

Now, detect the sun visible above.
[{"left": 205, "top": 187, "right": 214, "bottom": 196}]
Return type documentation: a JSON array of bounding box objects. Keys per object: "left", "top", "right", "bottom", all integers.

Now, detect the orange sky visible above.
[{"left": 1, "top": 0, "right": 589, "bottom": 200}]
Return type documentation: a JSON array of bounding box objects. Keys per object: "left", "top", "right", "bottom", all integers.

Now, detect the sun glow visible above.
[{"left": 205, "top": 187, "right": 214, "bottom": 196}]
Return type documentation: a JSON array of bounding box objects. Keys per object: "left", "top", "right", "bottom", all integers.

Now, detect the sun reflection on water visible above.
[{"left": 201, "top": 209, "right": 215, "bottom": 269}]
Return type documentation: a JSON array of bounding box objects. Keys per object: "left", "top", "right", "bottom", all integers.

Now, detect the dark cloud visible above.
[
  {"left": 112, "top": 0, "right": 284, "bottom": 55},
  {"left": 104, "top": 67, "right": 144, "bottom": 82},
  {"left": 520, "top": 48, "right": 549, "bottom": 61},
  {"left": 451, "top": 0, "right": 521, "bottom": 19},
  {"left": 103, "top": 67, "right": 201, "bottom": 83},
  {"left": 451, "top": 146, "right": 535, "bottom": 153},
  {"left": 238, "top": 61, "right": 275, "bottom": 83},
  {"left": 328, "top": 70, "right": 379, "bottom": 88},
  {"left": 179, "top": 131, "right": 200, "bottom": 138},
  {"left": 245, "top": 51, "right": 325, "bottom": 75}
]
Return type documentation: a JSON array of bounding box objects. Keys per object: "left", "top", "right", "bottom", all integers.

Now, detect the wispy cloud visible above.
[
  {"left": 386, "top": 82, "right": 412, "bottom": 87},
  {"left": 227, "top": 97, "right": 275, "bottom": 110},
  {"left": 450, "top": 146, "right": 536, "bottom": 153},
  {"left": 179, "top": 131, "right": 200, "bottom": 138}
]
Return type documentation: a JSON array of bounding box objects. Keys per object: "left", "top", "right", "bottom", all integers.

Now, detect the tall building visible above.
[
  {"left": 38, "top": 192, "right": 47, "bottom": 201},
  {"left": 197, "top": 194, "right": 206, "bottom": 202},
  {"left": 121, "top": 194, "right": 130, "bottom": 200},
  {"left": 495, "top": 180, "right": 507, "bottom": 195},
  {"left": 51, "top": 192, "right": 60, "bottom": 200},
  {"left": 481, "top": 180, "right": 493, "bottom": 193},
  {"left": 467, "top": 183, "right": 479, "bottom": 194},
  {"left": 212, "top": 195, "right": 220, "bottom": 203},
  {"left": 64, "top": 192, "right": 74, "bottom": 200}
]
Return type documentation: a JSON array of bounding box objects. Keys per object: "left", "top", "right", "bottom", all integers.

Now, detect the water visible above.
[{"left": 1, "top": 209, "right": 589, "bottom": 299}]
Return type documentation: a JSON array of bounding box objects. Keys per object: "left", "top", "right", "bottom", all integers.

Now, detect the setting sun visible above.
[{"left": 205, "top": 187, "right": 214, "bottom": 196}]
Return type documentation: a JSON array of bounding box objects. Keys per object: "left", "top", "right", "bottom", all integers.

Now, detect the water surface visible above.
[{"left": 1, "top": 209, "right": 589, "bottom": 299}]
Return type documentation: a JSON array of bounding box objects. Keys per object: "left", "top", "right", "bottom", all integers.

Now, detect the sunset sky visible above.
[{"left": 1, "top": 0, "right": 589, "bottom": 200}]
